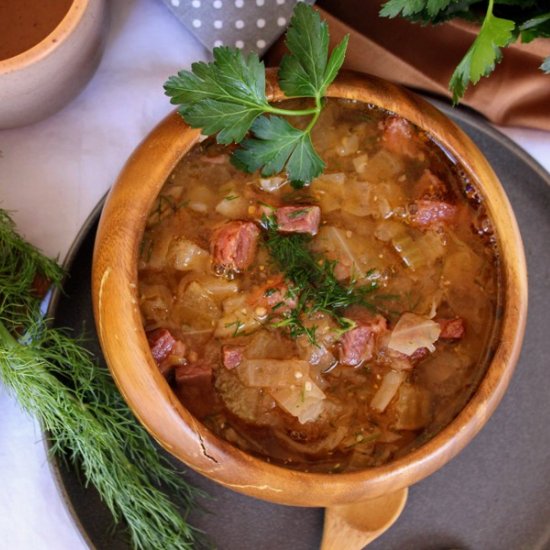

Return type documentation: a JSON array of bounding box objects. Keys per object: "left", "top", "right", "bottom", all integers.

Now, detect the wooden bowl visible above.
[
  {"left": 92, "top": 70, "right": 527, "bottom": 507},
  {"left": 0, "top": 0, "right": 107, "bottom": 129}
]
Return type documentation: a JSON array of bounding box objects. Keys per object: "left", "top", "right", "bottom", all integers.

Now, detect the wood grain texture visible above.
[
  {"left": 91, "top": 69, "right": 528, "bottom": 507},
  {"left": 321, "top": 488, "right": 408, "bottom": 550}
]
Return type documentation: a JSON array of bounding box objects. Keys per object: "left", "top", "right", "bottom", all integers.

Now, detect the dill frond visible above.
[
  {"left": 262, "top": 216, "right": 377, "bottom": 342},
  {"left": 0, "top": 209, "right": 204, "bottom": 549}
]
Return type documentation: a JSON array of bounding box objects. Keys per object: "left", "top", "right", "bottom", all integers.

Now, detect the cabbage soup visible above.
[{"left": 138, "top": 99, "right": 501, "bottom": 473}]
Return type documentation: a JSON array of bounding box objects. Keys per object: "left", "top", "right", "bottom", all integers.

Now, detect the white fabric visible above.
[{"left": 0, "top": 0, "right": 547, "bottom": 548}]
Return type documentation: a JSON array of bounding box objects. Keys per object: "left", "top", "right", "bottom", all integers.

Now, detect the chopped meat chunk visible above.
[
  {"left": 410, "top": 346, "right": 430, "bottom": 364},
  {"left": 409, "top": 200, "right": 457, "bottom": 228},
  {"left": 415, "top": 169, "right": 446, "bottom": 200},
  {"left": 380, "top": 116, "right": 424, "bottom": 159},
  {"left": 31, "top": 273, "right": 51, "bottom": 298},
  {"left": 222, "top": 346, "right": 244, "bottom": 369},
  {"left": 339, "top": 314, "right": 387, "bottom": 367},
  {"left": 264, "top": 282, "right": 298, "bottom": 313},
  {"left": 175, "top": 360, "right": 212, "bottom": 385},
  {"left": 211, "top": 221, "right": 260, "bottom": 273},
  {"left": 275, "top": 206, "right": 321, "bottom": 235},
  {"left": 247, "top": 276, "right": 298, "bottom": 315},
  {"left": 159, "top": 341, "right": 187, "bottom": 375},
  {"left": 175, "top": 360, "right": 214, "bottom": 418},
  {"left": 437, "top": 317, "right": 465, "bottom": 339},
  {"left": 147, "top": 328, "right": 177, "bottom": 364},
  {"left": 147, "top": 328, "right": 186, "bottom": 376}
]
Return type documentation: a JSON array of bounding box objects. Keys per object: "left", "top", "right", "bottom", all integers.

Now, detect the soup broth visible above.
[
  {"left": 0, "top": 0, "right": 73, "bottom": 61},
  {"left": 138, "top": 99, "right": 501, "bottom": 473}
]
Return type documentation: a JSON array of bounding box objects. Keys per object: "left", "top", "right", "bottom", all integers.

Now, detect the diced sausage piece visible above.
[
  {"left": 415, "top": 169, "right": 446, "bottom": 200},
  {"left": 275, "top": 206, "right": 321, "bottom": 235},
  {"left": 31, "top": 273, "right": 51, "bottom": 299},
  {"left": 147, "top": 328, "right": 176, "bottom": 364},
  {"left": 409, "top": 200, "right": 457, "bottom": 229},
  {"left": 147, "top": 329, "right": 187, "bottom": 376},
  {"left": 211, "top": 221, "right": 260, "bottom": 273},
  {"left": 222, "top": 346, "right": 244, "bottom": 369},
  {"left": 339, "top": 314, "right": 388, "bottom": 367},
  {"left": 380, "top": 116, "right": 424, "bottom": 159},
  {"left": 159, "top": 341, "right": 187, "bottom": 376},
  {"left": 263, "top": 282, "right": 298, "bottom": 313},
  {"left": 175, "top": 360, "right": 212, "bottom": 385},
  {"left": 175, "top": 360, "right": 214, "bottom": 418},
  {"left": 410, "top": 346, "right": 430, "bottom": 364},
  {"left": 247, "top": 276, "right": 298, "bottom": 315},
  {"left": 437, "top": 317, "right": 465, "bottom": 340}
]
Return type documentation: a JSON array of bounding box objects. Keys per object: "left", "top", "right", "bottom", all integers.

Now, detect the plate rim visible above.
[{"left": 43, "top": 101, "right": 550, "bottom": 550}]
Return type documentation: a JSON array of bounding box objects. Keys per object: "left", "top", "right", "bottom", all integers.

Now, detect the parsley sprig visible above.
[
  {"left": 262, "top": 216, "right": 376, "bottom": 344},
  {"left": 164, "top": 4, "right": 349, "bottom": 187},
  {"left": 380, "top": 0, "right": 550, "bottom": 102}
]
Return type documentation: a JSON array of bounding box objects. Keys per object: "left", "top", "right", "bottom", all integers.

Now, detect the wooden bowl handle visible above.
[{"left": 321, "top": 488, "right": 408, "bottom": 549}]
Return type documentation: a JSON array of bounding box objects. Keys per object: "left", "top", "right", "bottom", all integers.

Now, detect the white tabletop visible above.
[{"left": 0, "top": 1, "right": 548, "bottom": 548}]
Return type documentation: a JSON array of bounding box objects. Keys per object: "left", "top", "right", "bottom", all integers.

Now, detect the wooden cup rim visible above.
[{"left": 92, "top": 70, "right": 527, "bottom": 506}]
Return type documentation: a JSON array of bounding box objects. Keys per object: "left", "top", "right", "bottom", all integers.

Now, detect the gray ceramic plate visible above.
[{"left": 47, "top": 101, "right": 550, "bottom": 550}]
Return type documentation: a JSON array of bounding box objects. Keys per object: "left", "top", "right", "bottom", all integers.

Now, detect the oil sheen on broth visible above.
[{"left": 138, "top": 99, "right": 501, "bottom": 473}]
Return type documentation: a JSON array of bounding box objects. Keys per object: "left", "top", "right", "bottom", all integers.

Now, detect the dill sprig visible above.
[
  {"left": 262, "top": 216, "right": 376, "bottom": 343},
  {"left": 0, "top": 210, "right": 204, "bottom": 549},
  {"left": 0, "top": 210, "right": 64, "bottom": 331}
]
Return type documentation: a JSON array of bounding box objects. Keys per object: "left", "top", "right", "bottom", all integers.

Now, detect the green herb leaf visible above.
[
  {"left": 520, "top": 12, "right": 550, "bottom": 43},
  {"left": 261, "top": 216, "right": 376, "bottom": 343},
  {"left": 379, "top": 0, "right": 428, "bottom": 18},
  {"left": 448, "top": 2, "right": 515, "bottom": 103},
  {"left": 231, "top": 116, "right": 324, "bottom": 185},
  {"left": 279, "top": 3, "right": 349, "bottom": 98},
  {"left": 0, "top": 210, "right": 204, "bottom": 550},
  {"left": 380, "top": 0, "right": 550, "bottom": 101},
  {"left": 164, "top": 47, "right": 269, "bottom": 143},
  {"left": 165, "top": 4, "right": 348, "bottom": 186}
]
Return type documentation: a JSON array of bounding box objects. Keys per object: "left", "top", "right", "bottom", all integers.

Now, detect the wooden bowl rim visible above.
[
  {"left": 0, "top": 0, "right": 90, "bottom": 73},
  {"left": 92, "top": 70, "right": 527, "bottom": 506}
]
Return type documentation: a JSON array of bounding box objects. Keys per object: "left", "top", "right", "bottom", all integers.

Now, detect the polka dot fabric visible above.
[{"left": 161, "top": 0, "right": 315, "bottom": 54}]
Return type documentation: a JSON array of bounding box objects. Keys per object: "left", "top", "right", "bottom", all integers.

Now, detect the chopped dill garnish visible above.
[
  {"left": 287, "top": 208, "right": 308, "bottom": 219},
  {"left": 224, "top": 194, "right": 239, "bottom": 201},
  {"left": 225, "top": 319, "right": 244, "bottom": 337},
  {"left": 262, "top": 215, "right": 376, "bottom": 343}
]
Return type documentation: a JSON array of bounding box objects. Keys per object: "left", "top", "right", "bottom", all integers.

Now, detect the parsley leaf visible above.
[
  {"left": 380, "top": 0, "right": 550, "bottom": 103},
  {"left": 379, "top": 0, "right": 428, "bottom": 18},
  {"left": 164, "top": 4, "right": 347, "bottom": 186},
  {"left": 164, "top": 47, "right": 269, "bottom": 144},
  {"left": 232, "top": 116, "right": 324, "bottom": 186},
  {"left": 449, "top": 2, "right": 515, "bottom": 102},
  {"left": 279, "top": 3, "right": 349, "bottom": 99},
  {"left": 520, "top": 12, "right": 550, "bottom": 43}
]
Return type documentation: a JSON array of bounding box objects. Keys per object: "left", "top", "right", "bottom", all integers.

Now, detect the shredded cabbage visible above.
[{"left": 388, "top": 312, "right": 441, "bottom": 355}]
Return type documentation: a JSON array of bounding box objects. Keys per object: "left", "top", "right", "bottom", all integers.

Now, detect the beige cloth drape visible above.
[{"left": 268, "top": 1, "right": 550, "bottom": 130}]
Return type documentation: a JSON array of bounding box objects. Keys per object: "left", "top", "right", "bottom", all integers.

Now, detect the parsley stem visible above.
[
  {"left": 304, "top": 95, "right": 323, "bottom": 133},
  {"left": 266, "top": 105, "right": 319, "bottom": 117}
]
